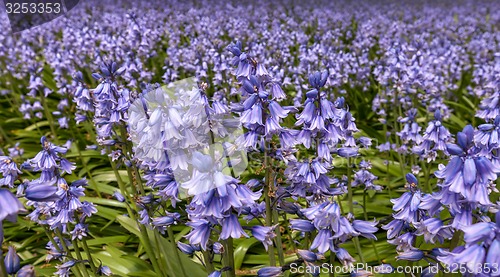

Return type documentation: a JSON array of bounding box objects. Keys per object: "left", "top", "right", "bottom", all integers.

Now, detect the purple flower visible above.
[
  {"left": 0, "top": 156, "right": 22, "bottom": 188},
  {"left": 16, "top": 265, "right": 36, "bottom": 277},
  {"left": 251, "top": 225, "right": 276, "bottom": 251},
  {"left": 413, "top": 110, "right": 452, "bottom": 162},
  {"left": 297, "top": 249, "right": 319, "bottom": 262},
  {"left": 185, "top": 218, "right": 212, "bottom": 250},
  {"left": 435, "top": 125, "right": 500, "bottom": 205},
  {"left": 0, "top": 189, "right": 24, "bottom": 222},
  {"left": 396, "top": 249, "right": 424, "bottom": 261},
  {"left": 290, "top": 219, "right": 315, "bottom": 232},
  {"left": 257, "top": 266, "right": 282, "bottom": 277},
  {"left": 220, "top": 214, "right": 248, "bottom": 240},
  {"left": 4, "top": 246, "right": 21, "bottom": 274},
  {"left": 25, "top": 183, "right": 60, "bottom": 202}
]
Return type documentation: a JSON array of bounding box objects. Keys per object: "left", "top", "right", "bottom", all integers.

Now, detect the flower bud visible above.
[{"left": 4, "top": 246, "right": 21, "bottom": 274}]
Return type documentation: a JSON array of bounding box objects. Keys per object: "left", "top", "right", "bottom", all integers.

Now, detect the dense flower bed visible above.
[{"left": 0, "top": 0, "right": 499, "bottom": 276}]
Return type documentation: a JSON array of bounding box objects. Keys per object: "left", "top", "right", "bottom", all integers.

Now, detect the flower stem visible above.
[
  {"left": 72, "top": 240, "right": 91, "bottom": 277},
  {"left": 40, "top": 92, "right": 60, "bottom": 144},
  {"left": 202, "top": 250, "right": 215, "bottom": 273},
  {"left": 329, "top": 251, "right": 335, "bottom": 277},
  {"left": 347, "top": 158, "right": 365, "bottom": 264},
  {"left": 264, "top": 147, "right": 276, "bottom": 266},
  {"left": 272, "top": 210, "right": 285, "bottom": 266},
  {"left": 81, "top": 239, "right": 98, "bottom": 276},
  {"left": 223, "top": 238, "right": 236, "bottom": 277},
  {"left": 109, "top": 159, "right": 163, "bottom": 276},
  {"left": 55, "top": 229, "right": 83, "bottom": 277}
]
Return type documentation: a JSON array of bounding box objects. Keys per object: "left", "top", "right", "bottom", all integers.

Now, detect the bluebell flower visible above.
[
  {"left": 4, "top": 246, "right": 21, "bottom": 274},
  {"left": 70, "top": 223, "right": 88, "bottom": 240},
  {"left": 397, "top": 108, "right": 422, "bottom": 145},
  {"left": 310, "top": 229, "right": 334, "bottom": 254},
  {"left": 396, "top": 249, "right": 425, "bottom": 261},
  {"left": 97, "top": 264, "right": 112, "bottom": 276},
  {"left": 212, "top": 242, "right": 224, "bottom": 254},
  {"left": 257, "top": 266, "right": 282, "bottom": 277},
  {"left": 220, "top": 214, "right": 248, "bottom": 240},
  {"left": 435, "top": 125, "right": 500, "bottom": 206},
  {"left": 0, "top": 189, "right": 24, "bottom": 223},
  {"left": 185, "top": 218, "right": 212, "bottom": 250},
  {"left": 290, "top": 219, "right": 315, "bottom": 232},
  {"left": 352, "top": 160, "right": 382, "bottom": 191},
  {"left": 297, "top": 249, "right": 319, "bottom": 262},
  {"left": 113, "top": 190, "right": 125, "bottom": 202},
  {"left": 413, "top": 218, "right": 452, "bottom": 244},
  {"left": 16, "top": 265, "right": 36, "bottom": 277},
  {"left": 251, "top": 225, "right": 276, "bottom": 251},
  {"left": 475, "top": 116, "right": 500, "bottom": 150},
  {"left": 413, "top": 110, "right": 452, "bottom": 162},
  {"left": 208, "top": 271, "right": 222, "bottom": 277},
  {"left": 336, "top": 247, "right": 355, "bottom": 267},
  {"left": 0, "top": 156, "right": 21, "bottom": 188},
  {"left": 55, "top": 260, "right": 77, "bottom": 277},
  {"left": 177, "top": 242, "right": 198, "bottom": 255}
]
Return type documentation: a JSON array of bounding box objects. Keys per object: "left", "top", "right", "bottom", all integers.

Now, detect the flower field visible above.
[{"left": 0, "top": 0, "right": 499, "bottom": 276}]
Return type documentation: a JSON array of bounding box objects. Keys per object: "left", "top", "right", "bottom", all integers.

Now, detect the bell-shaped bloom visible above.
[
  {"left": 220, "top": 214, "right": 248, "bottom": 240},
  {"left": 17, "top": 265, "right": 36, "bottom": 277},
  {"left": 0, "top": 189, "right": 24, "bottom": 222},
  {"left": 257, "top": 266, "right": 282, "bottom": 277}
]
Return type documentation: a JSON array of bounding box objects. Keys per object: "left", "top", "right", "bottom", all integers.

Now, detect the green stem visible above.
[
  {"left": 347, "top": 158, "right": 365, "bottom": 264},
  {"left": 40, "top": 92, "right": 60, "bottom": 144},
  {"left": 223, "top": 238, "right": 236, "bottom": 277},
  {"left": 329, "top": 251, "right": 335, "bottom": 277},
  {"left": 109, "top": 160, "right": 163, "bottom": 276},
  {"left": 272, "top": 210, "right": 285, "bottom": 266},
  {"left": 264, "top": 148, "right": 276, "bottom": 266},
  {"left": 73, "top": 127, "right": 101, "bottom": 197},
  {"left": 202, "top": 250, "right": 215, "bottom": 273},
  {"left": 347, "top": 158, "right": 354, "bottom": 215},
  {"left": 43, "top": 227, "right": 62, "bottom": 253},
  {"left": 72, "top": 240, "right": 91, "bottom": 277},
  {"left": 55, "top": 230, "right": 83, "bottom": 277},
  {"left": 81, "top": 239, "right": 98, "bottom": 277}
]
